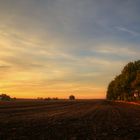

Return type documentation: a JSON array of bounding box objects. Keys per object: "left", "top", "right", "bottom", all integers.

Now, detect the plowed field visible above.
[{"left": 0, "top": 100, "right": 140, "bottom": 140}]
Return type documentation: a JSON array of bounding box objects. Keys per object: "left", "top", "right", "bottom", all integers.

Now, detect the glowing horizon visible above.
[{"left": 0, "top": 0, "right": 140, "bottom": 99}]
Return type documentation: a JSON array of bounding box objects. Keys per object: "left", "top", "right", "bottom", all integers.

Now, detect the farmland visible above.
[{"left": 0, "top": 100, "right": 140, "bottom": 140}]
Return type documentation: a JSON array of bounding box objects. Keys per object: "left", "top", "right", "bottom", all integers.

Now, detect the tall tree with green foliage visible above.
[{"left": 106, "top": 60, "right": 140, "bottom": 101}]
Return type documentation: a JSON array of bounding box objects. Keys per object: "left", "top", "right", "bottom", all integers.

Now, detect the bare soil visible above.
[{"left": 0, "top": 100, "right": 140, "bottom": 140}]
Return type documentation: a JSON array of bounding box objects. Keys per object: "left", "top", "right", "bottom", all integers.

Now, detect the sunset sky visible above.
[{"left": 0, "top": 0, "right": 140, "bottom": 99}]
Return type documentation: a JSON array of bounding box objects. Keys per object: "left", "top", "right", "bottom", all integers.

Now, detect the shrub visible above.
[
  {"left": 69, "top": 95, "right": 75, "bottom": 100},
  {"left": 0, "top": 94, "right": 11, "bottom": 101}
]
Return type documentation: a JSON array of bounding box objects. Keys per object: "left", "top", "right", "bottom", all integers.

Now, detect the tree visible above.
[
  {"left": 107, "top": 60, "right": 140, "bottom": 101},
  {"left": 69, "top": 95, "right": 75, "bottom": 100},
  {"left": 0, "top": 94, "right": 11, "bottom": 101}
]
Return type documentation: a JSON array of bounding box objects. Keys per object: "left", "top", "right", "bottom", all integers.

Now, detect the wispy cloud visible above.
[
  {"left": 115, "top": 26, "right": 140, "bottom": 36},
  {"left": 0, "top": 0, "right": 140, "bottom": 98}
]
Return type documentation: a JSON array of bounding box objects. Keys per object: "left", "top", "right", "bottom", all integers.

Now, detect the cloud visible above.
[
  {"left": 115, "top": 26, "right": 140, "bottom": 36},
  {"left": 0, "top": 0, "right": 140, "bottom": 98}
]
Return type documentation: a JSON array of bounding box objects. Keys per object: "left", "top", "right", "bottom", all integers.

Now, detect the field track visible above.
[{"left": 0, "top": 100, "right": 140, "bottom": 140}]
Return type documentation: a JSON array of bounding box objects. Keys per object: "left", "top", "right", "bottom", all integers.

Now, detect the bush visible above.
[
  {"left": 69, "top": 95, "right": 75, "bottom": 100},
  {"left": 0, "top": 94, "right": 11, "bottom": 101}
]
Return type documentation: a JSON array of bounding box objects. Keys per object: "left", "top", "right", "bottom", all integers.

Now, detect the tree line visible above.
[
  {"left": 0, "top": 94, "right": 76, "bottom": 101},
  {"left": 106, "top": 60, "right": 140, "bottom": 101}
]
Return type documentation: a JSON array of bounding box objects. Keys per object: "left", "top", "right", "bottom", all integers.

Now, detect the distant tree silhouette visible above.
[
  {"left": 37, "top": 97, "right": 44, "bottom": 100},
  {"left": 0, "top": 94, "right": 11, "bottom": 101},
  {"left": 69, "top": 95, "right": 75, "bottom": 100},
  {"left": 52, "top": 97, "right": 58, "bottom": 100},
  {"left": 44, "top": 97, "right": 51, "bottom": 101}
]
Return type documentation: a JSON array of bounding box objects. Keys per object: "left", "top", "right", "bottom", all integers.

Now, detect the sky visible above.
[{"left": 0, "top": 0, "right": 140, "bottom": 99}]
